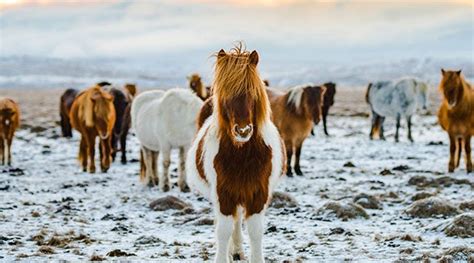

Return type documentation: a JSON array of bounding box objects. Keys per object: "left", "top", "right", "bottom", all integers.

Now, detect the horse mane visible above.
[
  {"left": 286, "top": 84, "right": 313, "bottom": 114},
  {"left": 213, "top": 44, "right": 270, "bottom": 127},
  {"left": 80, "top": 86, "right": 113, "bottom": 127}
]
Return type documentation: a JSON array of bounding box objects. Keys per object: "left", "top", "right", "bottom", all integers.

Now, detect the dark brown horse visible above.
[
  {"left": 321, "top": 82, "right": 336, "bottom": 136},
  {"left": 60, "top": 88, "right": 79, "bottom": 138},
  {"left": 103, "top": 84, "right": 137, "bottom": 164},
  {"left": 267, "top": 84, "right": 326, "bottom": 176}
]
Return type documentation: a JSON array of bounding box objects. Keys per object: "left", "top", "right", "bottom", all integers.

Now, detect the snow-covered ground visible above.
[{"left": 0, "top": 89, "right": 472, "bottom": 261}]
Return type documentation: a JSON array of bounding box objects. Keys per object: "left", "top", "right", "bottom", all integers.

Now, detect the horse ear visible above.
[
  {"left": 218, "top": 49, "right": 226, "bottom": 58},
  {"left": 249, "top": 50, "right": 259, "bottom": 65},
  {"left": 455, "top": 70, "right": 462, "bottom": 75},
  {"left": 441, "top": 68, "right": 446, "bottom": 75}
]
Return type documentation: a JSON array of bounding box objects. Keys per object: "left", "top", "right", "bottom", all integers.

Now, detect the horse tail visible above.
[{"left": 366, "top": 83, "right": 373, "bottom": 104}]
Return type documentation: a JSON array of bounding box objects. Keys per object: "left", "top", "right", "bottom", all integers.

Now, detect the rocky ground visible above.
[{"left": 0, "top": 88, "right": 473, "bottom": 262}]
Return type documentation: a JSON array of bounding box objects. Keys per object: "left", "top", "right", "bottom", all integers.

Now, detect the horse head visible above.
[
  {"left": 305, "top": 86, "right": 326, "bottom": 125},
  {"left": 90, "top": 87, "right": 115, "bottom": 140},
  {"left": 214, "top": 47, "right": 269, "bottom": 147},
  {"left": 440, "top": 69, "right": 463, "bottom": 109}
]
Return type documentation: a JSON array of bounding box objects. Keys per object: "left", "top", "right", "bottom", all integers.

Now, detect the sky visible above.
[
  {"left": 0, "top": 0, "right": 472, "bottom": 61},
  {"left": 0, "top": 0, "right": 472, "bottom": 88}
]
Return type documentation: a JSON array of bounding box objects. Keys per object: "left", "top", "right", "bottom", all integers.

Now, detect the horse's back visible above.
[
  {"left": 369, "top": 79, "right": 417, "bottom": 117},
  {"left": 157, "top": 88, "right": 203, "bottom": 147}
]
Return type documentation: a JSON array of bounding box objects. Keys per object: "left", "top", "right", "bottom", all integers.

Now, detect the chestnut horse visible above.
[
  {"left": 0, "top": 98, "right": 20, "bottom": 166},
  {"left": 267, "top": 84, "right": 326, "bottom": 176},
  {"left": 103, "top": 83, "right": 137, "bottom": 164},
  {"left": 438, "top": 69, "right": 473, "bottom": 173},
  {"left": 70, "top": 85, "right": 116, "bottom": 173},
  {"left": 187, "top": 73, "right": 211, "bottom": 101},
  {"left": 60, "top": 88, "right": 79, "bottom": 138},
  {"left": 187, "top": 46, "right": 286, "bottom": 263}
]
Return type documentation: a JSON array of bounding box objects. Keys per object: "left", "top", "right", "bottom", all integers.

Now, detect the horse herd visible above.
[{"left": 0, "top": 45, "right": 472, "bottom": 262}]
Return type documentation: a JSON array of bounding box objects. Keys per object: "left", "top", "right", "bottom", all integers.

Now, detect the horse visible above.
[
  {"left": 366, "top": 77, "right": 429, "bottom": 142},
  {"left": 59, "top": 88, "right": 79, "bottom": 138},
  {"left": 438, "top": 69, "right": 473, "bottom": 173},
  {"left": 187, "top": 73, "right": 211, "bottom": 101},
  {"left": 267, "top": 84, "right": 326, "bottom": 177},
  {"left": 0, "top": 98, "right": 20, "bottom": 166},
  {"left": 321, "top": 82, "right": 336, "bottom": 136},
  {"left": 186, "top": 46, "right": 286, "bottom": 263},
  {"left": 131, "top": 88, "right": 202, "bottom": 191},
  {"left": 69, "top": 85, "right": 116, "bottom": 173},
  {"left": 103, "top": 83, "right": 137, "bottom": 164}
]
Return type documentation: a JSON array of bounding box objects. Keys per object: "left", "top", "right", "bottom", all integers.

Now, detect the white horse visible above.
[
  {"left": 131, "top": 88, "right": 203, "bottom": 191},
  {"left": 366, "top": 77, "right": 429, "bottom": 142}
]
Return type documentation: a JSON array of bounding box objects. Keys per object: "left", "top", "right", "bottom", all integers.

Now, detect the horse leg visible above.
[
  {"left": 407, "top": 115, "right": 414, "bottom": 142},
  {"left": 247, "top": 212, "right": 265, "bottom": 263},
  {"left": 395, "top": 114, "right": 401, "bottom": 143},
  {"left": 3, "top": 138, "right": 9, "bottom": 166},
  {"left": 79, "top": 136, "right": 87, "bottom": 172},
  {"left": 7, "top": 136, "right": 13, "bottom": 166},
  {"left": 142, "top": 147, "right": 157, "bottom": 187},
  {"left": 139, "top": 148, "right": 146, "bottom": 182},
  {"left": 0, "top": 138, "right": 4, "bottom": 165},
  {"left": 455, "top": 138, "right": 462, "bottom": 168},
  {"left": 229, "top": 210, "right": 244, "bottom": 261},
  {"left": 178, "top": 146, "right": 189, "bottom": 192},
  {"left": 285, "top": 141, "right": 293, "bottom": 177},
  {"left": 86, "top": 132, "right": 96, "bottom": 173},
  {"left": 111, "top": 133, "right": 117, "bottom": 162},
  {"left": 379, "top": 116, "right": 386, "bottom": 140},
  {"left": 160, "top": 148, "right": 171, "bottom": 192},
  {"left": 215, "top": 213, "right": 233, "bottom": 263},
  {"left": 100, "top": 137, "right": 112, "bottom": 173},
  {"left": 369, "top": 111, "right": 378, "bottom": 140},
  {"left": 151, "top": 150, "right": 159, "bottom": 187},
  {"left": 464, "top": 136, "right": 472, "bottom": 173},
  {"left": 448, "top": 134, "right": 456, "bottom": 173},
  {"left": 294, "top": 142, "right": 303, "bottom": 176},
  {"left": 323, "top": 108, "right": 329, "bottom": 136},
  {"left": 120, "top": 131, "right": 127, "bottom": 164}
]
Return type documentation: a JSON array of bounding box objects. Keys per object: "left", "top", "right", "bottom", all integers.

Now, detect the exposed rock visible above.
[
  {"left": 134, "top": 236, "right": 165, "bottom": 247},
  {"left": 411, "top": 191, "right": 436, "bottom": 201},
  {"left": 270, "top": 191, "right": 298, "bottom": 209},
  {"left": 406, "top": 198, "right": 459, "bottom": 218},
  {"left": 440, "top": 246, "right": 474, "bottom": 262},
  {"left": 106, "top": 249, "right": 137, "bottom": 257},
  {"left": 443, "top": 213, "right": 474, "bottom": 238},
  {"left": 460, "top": 200, "right": 474, "bottom": 211},
  {"left": 343, "top": 162, "right": 356, "bottom": 168},
  {"left": 393, "top": 165, "right": 410, "bottom": 172},
  {"left": 316, "top": 201, "right": 369, "bottom": 221},
  {"left": 380, "top": 169, "right": 394, "bottom": 176},
  {"left": 353, "top": 193, "right": 381, "bottom": 209},
  {"left": 90, "top": 254, "right": 105, "bottom": 261},
  {"left": 408, "top": 176, "right": 473, "bottom": 188},
  {"left": 149, "top": 196, "right": 192, "bottom": 211},
  {"left": 194, "top": 218, "right": 214, "bottom": 226}
]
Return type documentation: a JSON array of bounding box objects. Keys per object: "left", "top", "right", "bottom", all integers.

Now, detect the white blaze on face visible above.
[{"left": 4, "top": 119, "right": 10, "bottom": 125}]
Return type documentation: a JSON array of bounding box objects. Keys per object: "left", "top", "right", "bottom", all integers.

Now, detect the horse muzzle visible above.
[{"left": 232, "top": 124, "right": 253, "bottom": 143}]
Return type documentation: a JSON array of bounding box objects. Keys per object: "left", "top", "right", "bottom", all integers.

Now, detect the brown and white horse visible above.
[
  {"left": 267, "top": 84, "right": 326, "bottom": 176},
  {"left": 0, "top": 97, "right": 20, "bottom": 166},
  {"left": 438, "top": 69, "right": 473, "bottom": 173},
  {"left": 70, "top": 85, "right": 116, "bottom": 173},
  {"left": 187, "top": 73, "right": 211, "bottom": 101},
  {"left": 187, "top": 46, "right": 286, "bottom": 263}
]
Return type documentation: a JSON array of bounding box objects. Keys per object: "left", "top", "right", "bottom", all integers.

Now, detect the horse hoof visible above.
[
  {"left": 121, "top": 159, "right": 127, "bottom": 165},
  {"left": 232, "top": 253, "right": 244, "bottom": 261},
  {"left": 180, "top": 184, "right": 190, "bottom": 193},
  {"left": 295, "top": 170, "right": 303, "bottom": 176},
  {"left": 286, "top": 171, "right": 293, "bottom": 177},
  {"left": 101, "top": 168, "right": 109, "bottom": 173},
  {"left": 162, "top": 185, "right": 170, "bottom": 192}
]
